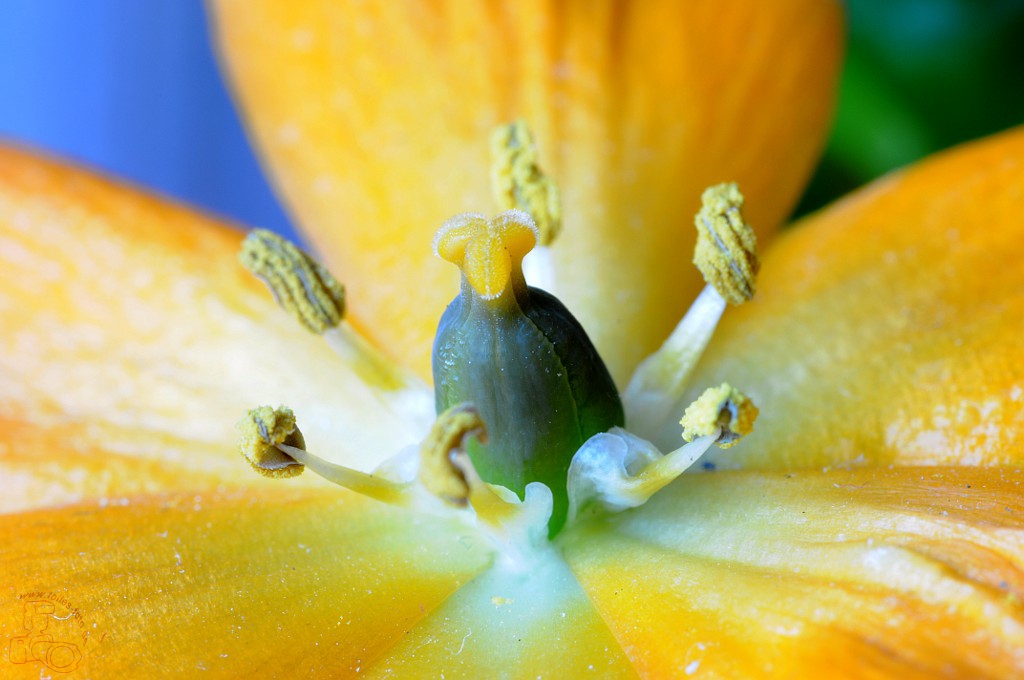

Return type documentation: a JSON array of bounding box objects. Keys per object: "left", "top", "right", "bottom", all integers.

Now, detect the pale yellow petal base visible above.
[{"left": 564, "top": 466, "right": 1024, "bottom": 678}]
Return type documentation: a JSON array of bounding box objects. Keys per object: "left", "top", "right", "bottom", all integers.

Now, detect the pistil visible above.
[{"left": 432, "top": 209, "right": 624, "bottom": 535}]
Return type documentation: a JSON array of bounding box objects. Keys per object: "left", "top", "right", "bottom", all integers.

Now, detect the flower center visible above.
[{"left": 233, "top": 121, "right": 761, "bottom": 549}]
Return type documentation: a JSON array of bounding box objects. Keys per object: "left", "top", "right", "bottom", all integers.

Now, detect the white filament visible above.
[
  {"left": 566, "top": 427, "right": 718, "bottom": 522},
  {"left": 623, "top": 285, "right": 727, "bottom": 441}
]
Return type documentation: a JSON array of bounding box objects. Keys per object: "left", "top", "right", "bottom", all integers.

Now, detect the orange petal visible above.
[
  {"left": 0, "top": 146, "right": 428, "bottom": 511},
  {"left": 673, "top": 126, "right": 1024, "bottom": 468},
  {"left": 0, "top": 416, "right": 228, "bottom": 515},
  {"left": 563, "top": 466, "right": 1024, "bottom": 678},
  {"left": 0, "top": 489, "right": 490, "bottom": 676},
  {"left": 209, "top": 0, "right": 843, "bottom": 382}
]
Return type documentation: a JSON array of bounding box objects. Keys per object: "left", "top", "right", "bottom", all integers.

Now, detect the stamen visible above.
[
  {"left": 238, "top": 229, "right": 345, "bottom": 333},
  {"left": 239, "top": 229, "right": 432, "bottom": 426},
  {"left": 414, "top": 403, "right": 539, "bottom": 537},
  {"left": 566, "top": 429, "right": 718, "bottom": 520},
  {"left": 568, "top": 386, "right": 758, "bottom": 520},
  {"left": 680, "top": 383, "right": 758, "bottom": 448},
  {"left": 693, "top": 183, "right": 759, "bottom": 304},
  {"left": 418, "top": 403, "right": 488, "bottom": 507},
  {"left": 623, "top": 285, "right": 727, "bottom": 438},
  {"left": 490, "top": 120, "right": 561, "bottom": 246},
  {"left": 623, "top": 183, "right": 760, "bottom": 441},
  {"left": 237, "top": 405, "right": 409, "bottom": 505},
  {"left": 237, "top": 405, "right": 306, "bottom": 478},
  {"left": 236, "top": 404, "right": 552, "bottom": 562},
  {"left": 277, "top": 442, "right": 409, "bottom": 505},
  {"left": 433, "top": 210, "right": 538, "bottom": 300},
  {"left": 322, "top": 324, "right": 411, "bottom": 392}
]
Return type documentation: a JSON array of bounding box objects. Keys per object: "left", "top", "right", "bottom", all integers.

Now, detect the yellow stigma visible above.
[
  {"left": 239, "top": 229, "right": 345, "bottom": 333},
  {"left": 433, "top": 211, "right": 538, "bottom": 299},
  {"left": 680, "top": 383, "right": 758, "bottom": 448},
  {"left": 490, "top": 120, "right": 561, "bottom": 246},
  {"left": 693, "top": 183, "right": 760, "bottom": 304},
  {"left": 236, "top": 405, "right": 306, "bottom": 478},
  {"left": 418, "top": 403, "right": 488, "bottom": 507}
]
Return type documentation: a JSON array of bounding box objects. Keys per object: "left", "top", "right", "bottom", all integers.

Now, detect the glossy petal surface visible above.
[
  {"left": 563, "top": 466, "right": 1024, "bottom": 678},
  {"left": 362, "top": 550, "right": 635, "bottom": 677},
  {"left": 0, "top": 489, "right": 490, "bottom": 677},
  {"left": 210, "top": 0, "right": 842, "bottom": 382},
  {"left": 7, "top": 466, "right": 1020, "bottom": 678},
  {"left": 0, "top": 147, "right": 426, "bottom": 512},
  {"left": 669, "top": 127, "right": 1024, "bottom": 468}
]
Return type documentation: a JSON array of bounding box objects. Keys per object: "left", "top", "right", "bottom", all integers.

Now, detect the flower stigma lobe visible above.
[{"left": 433, "top": 211, "right": 538, "bottom": 301}]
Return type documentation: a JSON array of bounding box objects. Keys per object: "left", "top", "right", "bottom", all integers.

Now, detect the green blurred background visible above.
[
  {"left": 1, "top": 0, "right": 1022, "bottom": 234},
  {"left": 795, "top": 0, "right": 1024, "bottom": 217}
]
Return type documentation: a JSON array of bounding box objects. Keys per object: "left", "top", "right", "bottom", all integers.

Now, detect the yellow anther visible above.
[
  {"left": 434, "top": 211, "right": 538, "bottom": 300},
  {"left": 239, "top": 229, "right": 345, "bottom": 333},
  {"left": 236, "top": 405, "right": 306, "bottom": 478},
  {"left": 693, "top": 183, "right": 760, "bottom": 304},
  {"left": 490, "top": 120, "right": 561, "bottom": 245},
  {"left": 238, "top": 406, "right": 413, "bottom": 503},
  {"left": 680, "top": 383, "right": 758, "bottom": 448},
  {"left": 418, "top": 403, "right": 488, "bottom": 506}
]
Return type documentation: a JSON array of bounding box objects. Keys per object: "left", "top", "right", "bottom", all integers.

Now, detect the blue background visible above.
[{"left": 0, "top": 0, "right": 295, "bottom": 237}]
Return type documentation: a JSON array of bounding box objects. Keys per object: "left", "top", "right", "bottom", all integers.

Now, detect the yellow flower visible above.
[{"left": 2, "top": 1, "right": 1024, "bottom": 678}]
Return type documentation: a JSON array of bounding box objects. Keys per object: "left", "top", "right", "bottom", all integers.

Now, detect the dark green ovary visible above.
[{"left": 432, "top": 286, "right": 623, "bottom": 536}]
